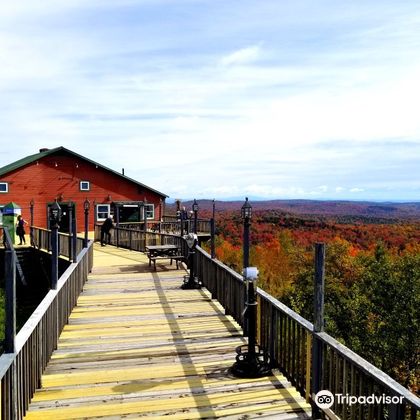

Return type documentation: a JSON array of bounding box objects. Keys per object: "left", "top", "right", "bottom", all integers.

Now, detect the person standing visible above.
[
  {"left": 16, "top": 214, "right": 28, "bottom": 245},
  {"left": 100, "top": 216, "right": 114, "bottom": 246}
]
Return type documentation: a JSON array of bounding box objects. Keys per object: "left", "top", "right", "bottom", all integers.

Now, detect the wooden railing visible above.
[
  {"left": 0, "top": 237, "right": 93, "bottom": 419},
  {"left": 118, "top": 219, "right": 212, "bottom": 235},
  {"left": 94, "top": 224, "right": 189, "bottom": 258},
  {"left": 31, "top": 227, "right": 85, "bottom": 260},
  {"left": 195, "top": 246, "right": 420, "bottom": 420}
]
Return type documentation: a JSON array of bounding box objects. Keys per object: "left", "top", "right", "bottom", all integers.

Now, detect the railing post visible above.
[
  {"left": 143, "top": 202, "right": 147, "bottom": 251},
  {"left": 84, "top": 199, "right": 90, "bottom": 248},
  {"left": 30, "top": 198, "right": 35, "bottom": 246},
  {"left": 72, "top": 215, "right": 77, "bottom": 262},
  {"left": 68, "top": 204, "right": 73, "bottom": 261},
  {"left": 312, "top": 242, "right": 325, "bottom": 418},
  {"left": 51, "top": 224, "right": 59, "bottom": 289},
  {"left": 5, "top": 246, "right": 18, "bottom": 419},
  {"left": 116, "top": 206, "right": 120, "bottom": 247},
  {"left": 210, "top": 218, "right": 216, "bottom": 259},
  {"left": 211, "top": 199, "right": 216, "bottom": 258},
  {"left": 5, "top": 248, "right": 16, "bottom": 354}
]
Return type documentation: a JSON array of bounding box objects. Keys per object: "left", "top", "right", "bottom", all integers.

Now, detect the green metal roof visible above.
[
  {"left": 0, "top": 146, "right": 168, "bottom": 198},
  {"left": 0, "top": 147, "right": 63, "bottom": 177}
]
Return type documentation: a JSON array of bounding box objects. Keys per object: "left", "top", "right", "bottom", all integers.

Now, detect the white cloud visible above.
[
  {"left": 221, "top": 45, "right": 262, "bottom": 66},
  {"left": 1, "top": 1, "right": 420, "bottom": 200}
]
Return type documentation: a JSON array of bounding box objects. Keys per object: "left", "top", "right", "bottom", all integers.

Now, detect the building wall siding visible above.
[{"left": 0, "top": 154, "right": 164, "bottom": 231}]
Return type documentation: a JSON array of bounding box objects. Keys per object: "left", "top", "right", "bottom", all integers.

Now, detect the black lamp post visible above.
[
  {"left": 50, "top": 201, "right": 62, "bottom": 289},
  {"left": 30, "top": 199, "right": 34, "bottom": 246},
  {"left": 181, "top": 233, "right": 201, "bottom": 289},
  {"left": 192, "top": 199, "right": 199, "bottom": 234},
  {"left": 188, "top": 210, "right": 193, "bottom": 233},
  {"left": 30, "top": 199, "right": 34, "bottom": 226},
  {"left": 159, "top": 198, "right": 163, "bottom": 233},
  {"left": 177, "top": 209, "right": 182, "bottom": 236},
  {"left": 84, "top": 199, "right": 90, "bottom": 248},
  {"left": 68, "top": 202, "right": 74, "bottom": 261},
  {"left": 210, "top": 199, "right": 216, "bottom": 259},
  {"left": 241, "top": 197, "right": 252, "bottom": 268},
  {"left": 231, "top": 197, "right": 271, "bottom": 378}
]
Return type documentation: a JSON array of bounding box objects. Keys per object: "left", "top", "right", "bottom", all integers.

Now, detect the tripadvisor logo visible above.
[
  {"left": 315, "top": 390, "right": 334, "bottom": 409},
  {"left": 315, "top": 390, "right": 404, "bottom": 409}
]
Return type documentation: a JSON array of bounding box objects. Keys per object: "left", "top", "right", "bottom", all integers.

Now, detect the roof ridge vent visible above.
[{"left": 39, "top": 148, "right": 50, "bottom": 153}]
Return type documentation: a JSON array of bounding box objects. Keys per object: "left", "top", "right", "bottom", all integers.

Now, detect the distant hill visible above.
[{"left": 167, "top": 199, "right": 420, "bottom": 220}]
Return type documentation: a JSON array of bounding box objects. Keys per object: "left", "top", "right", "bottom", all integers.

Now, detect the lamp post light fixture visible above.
[
  {"left": 181, "top": 233, "right": 201, "bottom": 289},
  {"left": 84, "top": 198, "right": 90, "bottom": 248},
  {"left": 192, "top": 199, "right": 199, "bottom": 234},
  {"left": 231, "top": 198, "right": 271, "bottom": 378},
  {"left": 50, "top": 201, "right": 62, "bottom": 228},
  {"left": 49, "top": 201, "right": 62, "bottom": 290}
]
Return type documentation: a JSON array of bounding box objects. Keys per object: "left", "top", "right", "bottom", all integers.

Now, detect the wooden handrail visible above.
[
  {"left": 194, "top": 245, "right": 420, "bottom": 420},
  {"left": 0, "top": 234, "right": 93, "bottom": 419}
]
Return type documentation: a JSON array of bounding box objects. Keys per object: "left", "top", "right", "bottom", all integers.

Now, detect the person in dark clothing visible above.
[
  {"left": 100, "top": 216, "right": 114, "bottom": 246},
  {"left": 16, "top": 215, "right": 28, "bottom": 245}
]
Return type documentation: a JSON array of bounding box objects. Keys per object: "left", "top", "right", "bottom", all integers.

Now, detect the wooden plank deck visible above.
[{"left": 24, "top": 244, "right": 311, "bottom": 419}]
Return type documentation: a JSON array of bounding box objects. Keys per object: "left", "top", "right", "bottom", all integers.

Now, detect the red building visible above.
[{"left": 0, "top": 146, "right": 167, "bottom": 232}]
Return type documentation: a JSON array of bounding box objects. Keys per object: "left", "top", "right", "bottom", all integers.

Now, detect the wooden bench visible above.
[
  {"left": 146, "top": 245, "right": 184, "bottom": 271},
  {"left": 148, "top": 254, "right": 184, "bottom": 271}
]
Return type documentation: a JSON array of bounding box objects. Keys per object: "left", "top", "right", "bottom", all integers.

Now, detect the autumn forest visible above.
[{"left": 194, "top": 201, "right": 420, "bottom": 395}]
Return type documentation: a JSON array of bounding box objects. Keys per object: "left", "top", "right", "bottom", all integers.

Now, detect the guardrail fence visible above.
[
  {"left": 31, "top": 227, "right": 85, "bottom": 261},
  {"left": 0, "top": 233, "right": 93, "bottom": 419},
  {"left": 195, "top": 245, "right": 420, "bottom": 420}
]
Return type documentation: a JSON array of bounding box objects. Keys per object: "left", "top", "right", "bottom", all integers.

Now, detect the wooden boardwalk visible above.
[{"left": 24, "top": 244, "right": 311, "bottom": 419}]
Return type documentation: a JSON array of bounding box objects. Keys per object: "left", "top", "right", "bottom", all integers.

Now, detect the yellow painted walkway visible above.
[{"left": 24, "top": 244, "right": 311, "bottom": 419}]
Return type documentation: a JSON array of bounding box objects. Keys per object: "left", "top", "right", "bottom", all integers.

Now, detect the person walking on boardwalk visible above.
[
  {"left": 100, "top": 215, "right": 114, "bottom": 246},
  {"left": 16, "top": 214, "right": 28, "bottom": 245}
]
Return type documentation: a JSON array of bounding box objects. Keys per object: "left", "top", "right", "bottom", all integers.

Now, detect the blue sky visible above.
[{"left": 1, "top": 0, "right": 420, "bottom": 201}]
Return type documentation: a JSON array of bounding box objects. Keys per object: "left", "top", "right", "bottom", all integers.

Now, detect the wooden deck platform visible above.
[{"left": 24, "top": 244, "right": 311, "bottom": 419}]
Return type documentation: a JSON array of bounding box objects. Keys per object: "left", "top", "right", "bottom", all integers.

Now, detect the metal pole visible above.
[
  {"left": 30, "top": 199, "right": 34, "bottom": 246},
  {"left": 5, "top": 248, "right": 16, "bottom": 354},
  {"left": 194, "top": 210, "right": 198, "bottom": 234},
  {"left": 210, "top": 218, "right": 216, "bottom": 259},
  {"left": 247, "top": 278, "right": 256, "bottom": 358},
  {"left": 51, "top": 223, "right": 59, "bottom": 289},
  {"left": 72, "top": 215, "right": 77, "bottom": 263},
  {"left": 84, "top": 208, "right": 89, "bottom": 248},
  {"left": 5, "top": 244, "right": 18, "bottom": 418},
  {"left": 211, "top": 199, "right": 216, "bottom": 258},
  {"left": 68, "top": 204, "right": 73, "bottom": 261},
  {"left": 243, "top": 217, "right": 250, "bottom": 269},
  {"left": 116, "top": 205, "right": 120, "bottom": 247},
  {"left": 312, "top": 243, "right": 325, "bottom": 418},
  {"left": 143, "top": 200, "right": 147, "bottom": 249}
]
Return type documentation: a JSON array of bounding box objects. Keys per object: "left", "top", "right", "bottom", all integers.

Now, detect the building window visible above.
[
  {"left": 80, "top": 181, "right": 90, "bottom": 191},
  {"left": 145, "top": 204, "right": 154, "bottom": 219},
  {"left": 0, "top": 182, "right": 8, "bottom": 193},
  {"left": 96, "top": 204, "right": 110, "bottom": 221}
]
